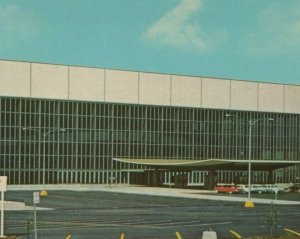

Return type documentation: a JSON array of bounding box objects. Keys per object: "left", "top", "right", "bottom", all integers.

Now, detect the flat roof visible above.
[{"left": 113, "top": 158, "right": 300, "bottom": 171}]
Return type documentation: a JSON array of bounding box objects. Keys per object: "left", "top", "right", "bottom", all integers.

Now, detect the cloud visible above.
[
  {"left": 0, "top": 4, "right": 40, "bottom": 51},
  {"left": 142, "top": 0, "right": 224, "bottom": 51},
  {"left": 245, "top": 3, "right": 300, "bottom": 56}
]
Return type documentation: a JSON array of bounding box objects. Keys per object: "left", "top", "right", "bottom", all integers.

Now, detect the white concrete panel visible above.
[
  {"left": 201, "top": 77, "right": 230, "bottom": 109},
  {"left": 171, "top": 75, "right": 201, "bottom": 107},
  {"left": 284, "top": 85, "right": 300, "bottom": 113},
  {"left": 69, "top": 66, "right": 104, "bottom": 101},
  {"left": 139, "top": 73, "right": 171, "bottom": 106},
  {"left": 0, "top": 60, "right": 30, "bottom": 97},
  {"left": 31, "top": 63, "right": 68, "bottom": 99},
  {"left": 258, "top": 83, "right": 284, "bottom": 112},
  {"left": 231, "top": 80, "right": 258, "bottom": 111},
  {"left": 105, "top": 69, "right": 139, "bottom": 103}
]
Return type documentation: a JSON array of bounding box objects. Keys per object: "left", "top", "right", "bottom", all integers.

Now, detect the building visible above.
[{"left": 0, "top": 59, "right": 300, "bottom": 186}]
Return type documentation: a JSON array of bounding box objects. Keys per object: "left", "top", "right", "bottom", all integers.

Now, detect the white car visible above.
[{"left": 236, "top": 184, "right": 280, "bottom": 194}]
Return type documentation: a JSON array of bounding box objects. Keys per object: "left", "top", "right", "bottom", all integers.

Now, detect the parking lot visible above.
[{"left": 3, "top": 186, "right": 300, "bottom": 239}]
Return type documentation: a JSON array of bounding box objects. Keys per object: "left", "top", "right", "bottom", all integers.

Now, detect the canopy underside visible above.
[{"left": 113, "top": 158, "right": 300, "bottom": 171}]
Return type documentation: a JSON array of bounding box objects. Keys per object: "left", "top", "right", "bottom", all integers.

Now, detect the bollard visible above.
[
  {"left": 284, "top": 228, "right": 300, "bottom": 237},
  {"left": 175, "top": 231, "right": 182, "bottom": 239},
  {"left": 229, "top": 230, "right": 242, "bottom": 239},
  {"left": 120, "top": 233, "right": 125, "bottom": 239}
]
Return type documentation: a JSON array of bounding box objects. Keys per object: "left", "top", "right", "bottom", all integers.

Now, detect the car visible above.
[
  {"left": 214, "top": 184, "right": 239, "bottom": 194},
  {"left": 236, "top": 184, "right": 281, "bottom": 194}
]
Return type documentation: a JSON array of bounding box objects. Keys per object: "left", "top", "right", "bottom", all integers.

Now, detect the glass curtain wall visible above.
[{"left": 0, "top": 97, "right": 299, "bottom": 184}]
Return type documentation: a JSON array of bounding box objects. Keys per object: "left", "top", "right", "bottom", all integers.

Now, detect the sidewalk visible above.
[
  {"left": 7, "top": 184, "right": 300, "bottom": 206},
  {"left": 3, "top": 200, "right": 52, "bottom": 211}
]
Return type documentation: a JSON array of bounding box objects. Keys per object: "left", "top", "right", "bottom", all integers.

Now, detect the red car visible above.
[{"left": 214, "top": 184, "right": 238, "bottom": 193}]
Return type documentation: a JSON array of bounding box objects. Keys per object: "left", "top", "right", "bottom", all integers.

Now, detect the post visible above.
[
  {"left": 225, "top": 114, "right": 273, "bottom": 208},
  {"left": 41, "top": 132, "right": 47, "bottom": 196},
  {"left": 27, "top": 218, "right": 32, "bottom": 239},
  {"left": 33, "top": 192, "right": 40, "bottom": 239},
  {"left": 33, "top": 202, "right": 37, "bottom": 239},
  {"left": 1, "top": 191, "right": 4, "bottom": 238},
  {"left": 244, "top": 121, "right": 254, "bottom": 208},
  {"left": 245, "top": 118, "right": 274, "bottom": 208},
  {"left": 0, "top": 176, "right": 7, "bottom": 238},
  {"left": 39, "top": 128, "right": 66, "bottom": 196},
  {"left": 23, "top": 127, "right": 66, "bottom": 196},
  {"left": 248, "top": 122, "right": 252, "bottom": 200}
]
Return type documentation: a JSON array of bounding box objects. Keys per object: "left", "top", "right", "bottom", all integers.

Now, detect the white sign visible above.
[
  {"left": 33, "top": 192, "right": 40, "bottom": 204},
  {"left": 0, "top": 177, "right": 7, "bottom": 192}
]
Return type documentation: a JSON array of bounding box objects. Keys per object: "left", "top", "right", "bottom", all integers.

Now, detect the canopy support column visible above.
[
  {"left": 267, "top": 170, "right": 274, "bottom": 184},
  {"left": 204, "top": 170, "right": 217, "bottom": 190}
]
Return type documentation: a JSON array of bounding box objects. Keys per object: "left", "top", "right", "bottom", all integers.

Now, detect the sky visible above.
[{"left": 1, "top": 0, "right": 300, "bottom": 85}]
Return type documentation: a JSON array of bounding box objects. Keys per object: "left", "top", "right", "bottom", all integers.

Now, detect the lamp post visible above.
[
  {"left": 225, "top": 114, "right": 273, "bottom": 208},
  {"left": 245, "top": 118, "right": 274, "bottom": 208},
  {"left": 23, "top": 127, "right": 66, "bottom": 196}
]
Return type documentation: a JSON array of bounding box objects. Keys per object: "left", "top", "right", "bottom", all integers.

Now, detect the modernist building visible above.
[{"left": 0, "top": 59, "right": 300, "bottom": 186}]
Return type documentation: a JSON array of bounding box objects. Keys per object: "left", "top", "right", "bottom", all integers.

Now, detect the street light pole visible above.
[
  {"left": 245, "top": 120, "right": 254, "bottom": 208},
  {"left": 245, "top": 118, "right": 274, "bottom": 208},
  {"left": 225, "top": 114, "right": 273, "bottom": 208},
  {"left": 23, "top": 127, "right": 65, "bottom": 196},
  {"left": 40, "top": 129, "right": 66, "bottom": 196},
  {"left": 42, "top": 131, "right": 46, "bottom": 196}
]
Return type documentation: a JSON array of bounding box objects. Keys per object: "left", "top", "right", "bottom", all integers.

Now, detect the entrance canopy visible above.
[{"left": 113, "top": 158, "right": 300, "bottom": 171}]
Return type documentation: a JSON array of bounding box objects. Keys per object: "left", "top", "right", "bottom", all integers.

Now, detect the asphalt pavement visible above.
[
  {"left": 5, "top": 184, "right": 300, "bottom": 211},
  {"left": 2, "top": 184, "right": 300, "bottom": 239}
]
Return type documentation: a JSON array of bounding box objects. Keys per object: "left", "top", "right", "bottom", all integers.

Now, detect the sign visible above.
[
  {"left": 0, "top": 177, "right": 7, "bottom": 192},
  {"left": 33, "top": 192, "right": 40, "bottom": 204}
]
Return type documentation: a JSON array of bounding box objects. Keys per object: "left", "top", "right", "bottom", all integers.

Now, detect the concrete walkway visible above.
[
  {"left": 6, "top": 184, "right": 300, "bottom": 209},
  {"left": 3, "top": 200, "right": 32, "bottom": 211},
  {"left": 3, "top": 200, "right": 51, "bottom": 211}
]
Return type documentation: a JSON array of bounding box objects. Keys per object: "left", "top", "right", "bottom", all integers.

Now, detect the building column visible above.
[
  {"left": 267, "top": 170, "right": 274, "bottom": 184},
  {"left": 204, "top": 170, "right": 217, "bottom": 190}
]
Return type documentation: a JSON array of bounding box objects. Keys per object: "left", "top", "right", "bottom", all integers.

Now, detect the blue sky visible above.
[{"left": 1, "top": 0, "right": 300, "bottom": 84}]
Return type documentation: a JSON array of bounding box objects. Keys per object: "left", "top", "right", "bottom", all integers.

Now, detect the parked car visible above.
[
  {"left": 236, "top": 184, "right": 281, "bottom": 194},
  {"left": 214, "top": 184, "right": 239, "bottom": 194}
]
